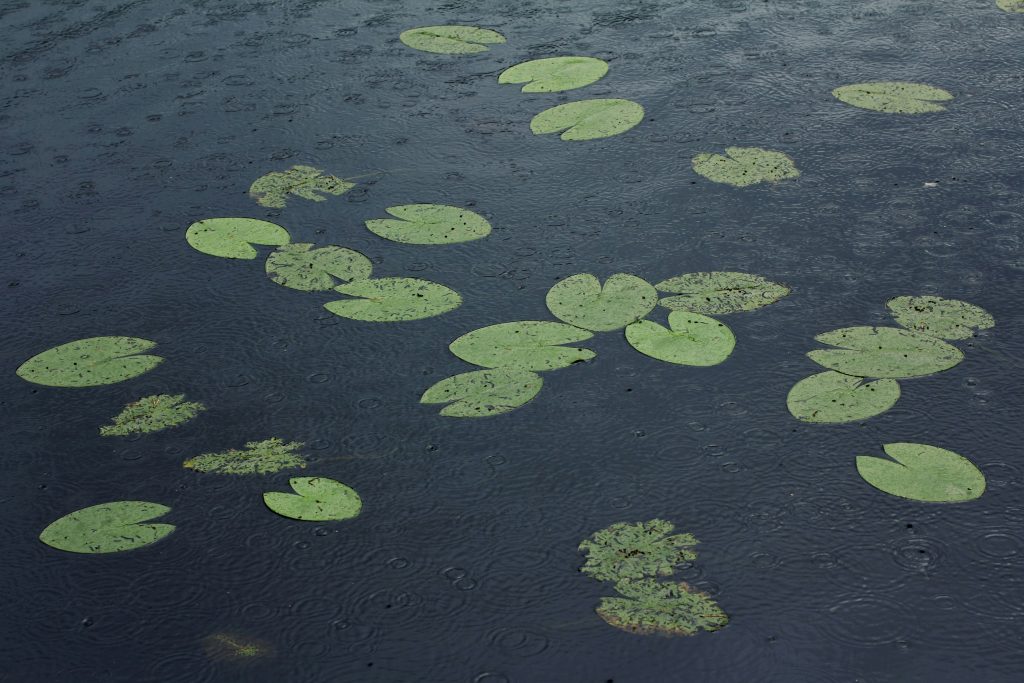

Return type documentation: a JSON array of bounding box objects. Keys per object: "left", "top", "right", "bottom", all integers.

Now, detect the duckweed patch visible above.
[
  {"left": 100, "top": 394, "right": 205, "bottom": 436},
  {"left": 249, "top": 165, "right": 354, "bottom": 208},
  {"left": 183, "top": 438, "right": 306, "bottom": 475}
]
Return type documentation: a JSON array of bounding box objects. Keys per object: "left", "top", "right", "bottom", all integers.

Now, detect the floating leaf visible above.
[
  {"left": 325, "top": 277, "right": 461, "bottom": 322},
  {"left": 101, "top": 394, "right": 205, "bottom": 436},
  {"left": 264, "top": 477, "right": 362, "bottom": 521},
  {"left": 999, "top": 0, "right": 1024, "bottom": 12},
  {"left": 887, "top": 295, "right": 994, "bottom": 341},
  {"left": 265, "top": 244, "right": 372, "bottom": 291},
  {"left": 856, "top": 443, "right": 985, "bottom": 503},
  {"left": 691, "top": 147, "right": 799, "bottom": 187},
  {"left": 656, "top": 272, "right": 790, "bottom": 314},
  {"left": 546, "top": 273, "right": 657, "bottom": 332},
  {"left": 399, "top": 25, "right": 506, "bottom": 54},
  {"left": 787, "top": 371, "right": 900, "bottom": 424},
  {"left": 203, "top": 633, "right": 273, "bottom": 661},
  {"left": 579, "top": 519, "right": 698, "bottom": 582},
  {"left": 421, "top": 367, "right": 543, "bottom": 417},
  {"left": 186, "top": 218, "right": 291, "bottom": 259},
  {"left": 498, "top": 56, "right": 609, "bottom": 92},
  {"left": 597, "top": 579, "right": 729, "bottom": 636},
  {"left": 39, "top": 501, "right": 174, "bottom": 554},
  {"left": 530, "top": 99, "right": 644, "bottom": 141},
  {"left": 625, "top": 313, "right": 735, "bottom": 366},
  {"left": 449, "top": 321, "right": 595, "bottom": 371},
  {"left": 832, "top": 82, "right": 953, "bottom": 114},
  {"left": 807, "top": 326, "right": 964, "bottom": 379},
  {"left": 249, "top": 165, "right": 354, "bottom": 209},
  {"left": 17, "top": 336, "right": 163, "bottom": 388},
  {"left": 365, "top": 204, "right": 491, "bottom": 245},
  {"left": 184, "top": 438, "right": 306, "bottom": 475}
]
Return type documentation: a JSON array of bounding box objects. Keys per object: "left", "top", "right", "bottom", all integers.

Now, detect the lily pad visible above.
[
  {"left": 365, "top": 204, "right": 491, "bottom": 245},
  {"left": 399, "top": 25, "right": 506, "bottom": 54},
  {"left": 625, "top": 313, "right": 735, "bottom": 366},
  {"left": 498, "top": 56, "right": 609, "bottom": 92},
  {"left": 184, "top": 438, "right": 306, "bottom": 475},
  {"left": 787, "top": 371, "right": 901, "bottom": 424},
  {"left": 17, "top": 336, "right": 163, "bottom": 388},
  {"left": 186, "top": 217, "right": 291, "bottom": 259},
  {"left": 421, "top": 367, "right": 543, "bottom": 417},
  {"left": 887, "top": 295, "right": 994, "bottom": 341},
  {"left": 530, "top": 99, "right": 644, "bottom": 141},
  {"left": 832, "top": 82, "right": 953, "bottom": 114},
  {"left": 999, "top": 0, "right": 1024, "bottom": 12},
  {"left": 39, "top": 501, "right": 174, "bottom": 554},
  {"left": 264, "top": 477, "right": 363, "bottom": 521},
  {"left": 265, "top": 244, "right": 373, "bottom": 291},
  {"left": 579, "top": 519, "right": 698, "bottom": 582},
  {"left": 656, "top": 272, "right": 790, "bottom": 314},
  {"left": 101, "top": 394, "right": 205, "bottom": 436},
  {"left": 856, "top": 443, "right": 985, "bottom": 503},
  {"left": 691, "top": 147, "right": 799, "bottom": 187},
  {"left": 597, "top": 579, "right": 729, "bottom": 637},
  {"left": 249, "top": 165, "right": 354, "bottom": 209},
  {"left": 325, "top": 277, "right": 461, "bottom": 322},
  {"left": 546, "top": 273, "right": 657, "bottom": 332},
  {"left": 449, "top": 321, "right": 596, "bottom": 371},
  {"left": 807, "top": 326, "right": 964, "bottom": 379}
]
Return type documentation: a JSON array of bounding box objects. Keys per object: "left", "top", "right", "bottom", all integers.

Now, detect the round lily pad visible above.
[
  {"left": 691, "top": 147, "right": 799, "bottom": 187},
  {"left": 325, "top": 277, "right": 462, "bottom": 322},
  {"left": 449, "top": 321, "right": 596, "bottom": 371},
  {"left": 886, "top": 295, "right": 994, "bottom": 340},
  {"left": 498, "top": 56, "right": 608, "bottom": 92},
  {"left": 999, "top": 0, "right": 1024, "bottom": 12},
  {"left": 265, "top": 244, "right": 372, "bottom": 291},
  {"left": 530, "top": 99, "right": 644, "bottom": 141},
  {"left": 856, "top": 443, "right": 985, "bottom": 503},
  {"left": 656, "top": 272, "right": 790, "bottom": 314},
  {"left": 832, "top": 82, "right": 953, "bottom": 114},
  {"left": 263, "top": 477, "right": 362, "bottom": 521},
  {"left": 546, "top": 273, "right": 657, "bottom": 332},
  {"left": 17, "top": 336, "right": 163, "bottom": 388},
  {"left": 625, "top": 313, "right": 735, "bottom": 366},
  {"left": 787, "top": 371, "right": 901, "bottom": 424},
  {"left": 186, "top": 217, "right": 291, "bottom": 259},
  {"left": 399, "top": 25, "right": 506, "bottom": 54},
  {"left": 39, "top": 501, "right": 175, "bottom": 554},
  {"left": 420, "top": 367, "right": 543, "bottom": 417},
  {"left": 807, "top": 326, "right": 964, "bottom": 379},
  {"left": 364, "top": 204, "right": 491, "bottom": 245}
]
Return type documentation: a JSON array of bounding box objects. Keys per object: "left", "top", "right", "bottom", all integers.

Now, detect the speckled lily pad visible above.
[
  {"left": 546, "top": 273, "right": 657, "bottom": 332},
  {"left": 807, "top": 326, "right": 964, "bottom": 379},
  {"left": 857, "top": 443, "right": 985, "bottom": 502},
  {"left": 625, "top": 313, "right": 735, "bottom": 366},
  {"left": 101, "top": 394, "right": 205, "bottom": 436},
  {"left": 498, "top": 56, "right": 608, "bottom": 92},
  {"left": 365, "top": 204, "right": 491, "bottom": 245},
  {"left": 656, "top": 272, "right": 790, "bottom": 314},
  {"left": 17, "top": 336, "right": 163, "bottom": 388},
  {"left": 832, "top": 82, "right": 953, "bottom": 114},
  {"left": 264, "top": 477, "right": 362, "bottom": 521},
  {"left": 265, "top": 244, "right": 373, "bottom": 291},
  {"left": 399, "top": 25, "right": 506, "bottom": 54},
  {"left": 39, "top": 501, "right": 174, "bottom": 554},
  {"left": 421, "top": 367, "right": 543, "bottom": 417},
  {"left": 597, "top": 579, "right": 729, "bottom": 636},
  {"left": 691, "top": 147, "right": 799, "bottom": 187},
  {"left": 184, "top": 438, "right": 306, "bottom": 475},
  {"left": 325, "top": 277, "right": 462, "bottom": 322},
  {"left": 449, "top": 321, "right": 595, "bottom": 371},
  {"left": 886, "top": 295, "right": 994, "bottom": 340},
  {"left": 787, "top": 371, "right": 901, "bottom": 424},
  {"left": 186, "top": 217, "right": 291, "bottom": 259},
  {"left": 249, "top": 165, "right": 354, "bottom": 208},
  {"left": 579, "top": 519, "right": 698, "bottom": 582},
  {"left": 530, "top": 99, "right": 644, "bottom": 141}
]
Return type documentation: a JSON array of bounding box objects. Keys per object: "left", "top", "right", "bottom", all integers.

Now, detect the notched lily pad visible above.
[
  {"left": 101, "top": 394, "right": 205, "bottom": 436},
  {"left": 999, "top": 0, "right": 1024, "bottom": 12},
  {"left": 787, "top": 371, "right": 900, "bottom": 424},
  {"left": 625, "top": 313, "right": 735, "bottom": 366},
  {"left": 186, "top": 217, "right": 291, "bottom": 259},
  {"left": 856, "top": 442, "right": 985, "bottom": 503},
  {"left": 421, "top": 367, "right": 543, "bottom": 417},
  {"left": 656, "top": 272, "right": 790, "bottom": 314},
  {"left": 546, "top": 273, "right": 657, "bottom": 332},
  {"left": 498, "top": 56, "right": 609, "bottom": 92},
  {"left": 887, "top": 295, "right": 994, "bottom": 340},
  {"left": 184, "top": 438, "right": 306, "bottom": 475},
  {"left": 265, "top": 244, "right": 373, "bottom": 291},
  {"left": 832, "top": 82, "right": 953, "bottom": 114},
  {"left": 691, "top": 147, "right": 799, "bottom": 187},
  {"left": 399, "top": 25, "right": 506, "bottom": 54},
  {"left": 365, "top": 204, "right": 491, "bottom": 245},
  {"left": 449, "top": 321, "right": 596, "bottom": 371},
  {"left": 249, "top": 165, "right": 354, "bottom": 208},
  {"left": 807, "top": 326, "right": 964, "bottom": 379},
  {"left": 39, "top": 501, "right": 174, "bottom": 554},
  {"left": 597, "top": 579, "right": 729, "bottom": 637},
  {"left": 264, "top": 477, "right": 362, "bottom": 521},
  {"left": 530, "top": 99, "right": 644, "bottom": 141},
  {"left": 17, "top": 336, "right": 163, "bottom": 388},
  {"left": 325, "top": 277, "right": 461, "bottom": 322},
  {"left": 579, "top": 519, "right": 698, "bottom": 582}
]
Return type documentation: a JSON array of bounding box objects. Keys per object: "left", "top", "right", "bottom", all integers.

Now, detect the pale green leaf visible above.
[
  {"left": 421, "top": 367, "right": 543, "bottom": 417},
  {"left": 691, "top": 147, "right": 799, "bottom": 187},
  {"left": 449, "top": 321, "right": 595, "bottom": 371},
  {"left": 249, "top": 165, "right": 354, "bottom": 209},
  {"left": 498, "top": 56, "right": 608, "bottom": 92},
  {"left": 656, "top": 272, "right": 790, "bottom": 314},
  {"left": 787, "top": 371, "right": 900, "bottom": 424},
  {"left": 530, "top": 99, "right": 644, "bottom": 141},
  {"left": 399, "top": 25, "right": 506, "bottom": 54},
  {"left": 598, "top": 579, "right": 729, "bottom": 636},
  {"left": 807, "top": 326, "right": 964, "bottom": 378},
  {"left": 856, "top": 443, "right": 985, "bottom": 502},
  {"left": 624, "top": 313, "right": 735, "bottom": 366},
  {"left": 186, "top": 217, "right": 291, "bottom": 259},
  {"left": 887, "top": 295, "right": 994, "bottom": 341},
  {"left": 101, "top": 394, "right": 205, "bottom": 436},
  {"left": 265, "top": 244, "right": 372, "bottom": 291},
  {"left": 998, "top": 0, "right": 1024, "bottom": 12},
  {"left": 579, "top": 519, "right": 698, "bottom": 582},
  {"left": 17, "top": 336, "right": 162, "bottom": 388},
  {"left": 832, "top": 82, "right": 953, "bottom": 114},
  {"left": 39, "top": 501, "right": 174, "bottom": 554},
  {"left": 264, "top": 477, "right": 363, "bottom": 521},
  {"left": 365, "top": 204, "right": 491, "bottom": 245},
  {"left": 325, "top": 277, "right": 462, "bottom": 322},
  {"left": 546, "top": 273, "right": 657, "bottom": 332}
]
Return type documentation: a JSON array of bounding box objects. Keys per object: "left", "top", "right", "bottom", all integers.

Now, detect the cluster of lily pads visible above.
[{"left": 578, "top": 519, "right": 728, "bottom": 637}]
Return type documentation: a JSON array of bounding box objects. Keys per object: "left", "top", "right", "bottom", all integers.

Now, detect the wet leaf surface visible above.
[
  {"left": 808, "top": 326, "right": 964, "bottom": 378},
  {"left": 691, "top": 147, "right": 799, "bottom": 187},
  {"left": 579, "top": 519, "right": 698, "bottom": 582},
  {"left": 186, "top": 218, "right": 291, "bottom": 260},
  {"left": 249, "top": 165, "right": 353, "bottom": 208},
  {"left": 787, "top": 371, "right": 901, "bottom": 424},
  {"left": 449, "top": 321, "right": 596, "bottom": 371},
  {"left": 656, "top": 272, "right": 790, "bottom": 314},
  {"left": 101, "top": 394, "right": 205, "bottom": 436},
  {"left": 17, "top": 336, "right": 163, "bottom": 388},
  {"left": 546, "top": 273, "right": 657, "bottom": 331},
  {"left": 498, "top": 56, "right": 608, "bottom": 92},
  {"left": 597, "top": 579, "right": 729, "bottom": 636},
  {"left": 183, "top": 438, "right": 306, "bottom": 475},
  {"left": 39, "top": 501, "right": 174, "bottom": 554},
  {"left": 530, "top": 99, "right": 644, "bottom": 141},
  {"left": 264, "top": 477, "right": 362, "bottom": 521},
  {"left": 420, "top": 367, "right": 543, "bottom": 417},
  {"left": 399, "top": 25, "right": 506, "bottom": 54},
  {"left": 625, "top": 313, "right": 735, "bottom": 366},
  {"left": 365, "top": 204, "right": 491, "bottom": 245},
  {"left": 857, "top": 443, "right": 986, "bottom": 502},
  {"left": 887, "top": 295, "right": 994, "bottom": 340},
  {"left": 265, "top": 244, "right": 373, "bottom": 291},
  {"left": 832, "top": 82, "right": 953, "bottom": 113},
  {"left": 325, "top": 277, "right": 462, "bottom": 322}
]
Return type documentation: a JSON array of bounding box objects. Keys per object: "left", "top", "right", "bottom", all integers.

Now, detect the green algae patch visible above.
[
  {"left": 887, "top": 295, "right": 994, "bottom": 341},
  {"left": 325, "top": 277, "right": 462, "bottom": 322},
  {"left": 204, "top": 632, "right": 273, "bottom": 661},
  {"left": 449, "top": 321, "right": 596, "bottom": 371},
  {"left": 530, "top": 99, "right": 644, "bottom": 141},
  {"left": 264, "top": 477, "right": 362, "bottom": 521},
  {"left": 184, "top": 438, "right": 306, "bottom": 475},
  {"left": 598, "top": 579, "right": 729, "bottom": 636},
  {"left": 17, "top": 336, "right": 163, "bottom": 388},
  {"left": 579, "top": 519, "right": 698, "bottom": 582},
  {"left": 186, "top": 217, "right": 291, "bottom": 259},
  {"left": 832, "top": 82, "right": 953, "bottom": 114},
  {"left": 365, "top": 204, "right": 492, "bottom": 245},
  {"left": 400, "top": 25, "right": 506, "bottom": 54},
  {"left": 692, "top": 147, "right": 799, "bottom": 187},
  {"left": 40, "top": 501, "right": 174, "bottom": 554},
  {"left": 787, "top": 371, "right": 900, "bottom": 424},
  {"left": 625, "top": 313, "right": 735, "bottom": 366},
  {"left": 265, "top": 244, "right": 373, "bottom": 291},
  {"left": 420, "top": 367, "right": 543, "bottom": 417},
  {"left": 101, "top": 394, "right": 205, "bottom": 436},
  {"left": 546, "top": 273, "right": 657, "bottom": 332},
  {"left": 249, "top": 165, "right": 354, "bottom": 208},
  {"left": 808, "top": 326, "right": 964, "bottom": 379},
  {"left": 656, "top": 272, "right": 790, "bottom": 314},
  {"left": 499, "top": 56, "right": 609, "bottom": 92},
  {"left": 857, "top": 443, "right": 985, "bottom": 503}
]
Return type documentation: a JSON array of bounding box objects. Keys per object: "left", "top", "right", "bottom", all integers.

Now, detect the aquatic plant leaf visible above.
[
  {"left": 546, "top": 273, "right": 657, "bottom": 332},
  {"left": 787, "top": 371, "right": 900, "bottom": 424},
  {"left": 203, "top": 633, "right": 273, "bottom": 661},
  {"left": 998, "top": 0, "right": 1024, "bottom": 12},
  {"left": 530, "top": 99, "right": 644, "bottom": 141},
  {"left": 39, "top": 501, "right": 174, "bottom": 554},
  {"left": 186, "top": 218, "right": 290, "bottom": 259},
  {"left": 17, "top": 336, "right": 162, "bottom": 388},
  {"left": 325, "top": 277, "right": 461, "bottom": 322},
  {"left": 365, "top": 204, "right": 491, "bottom": 245},
  {"left": 656, "top": 272, "right": 790, "bottom": 314},
  {"left": 856, "top": 443, "right": 985, "bottom": 503},
  {"left": 263, "top": 477, "right": 362, "bottom": 521},
  {"left": 691, "top": 147, "right": 799, "bottom": 187},
  {"left": 249, "top": 165, "right": 354, "bottom": 209},
  {"left": 832, "top": 82, "right": 953, "bottom": 114},
  {"left": 887, "top": 295, "right": 994, "bottom": 341},
  {"left": 598, "top": 579, "right": 729, "bottom": 636},
  {"left": 265, "top": 244, "right": 372, "bottom": 291},
  {"left": 421, "top": 367, "right": 543, "bottom": 417},
  {"left": 807, "top": 326, "right": 963, "bottom": 379},
  {"left": 449, "top": 321, "right": 595, "bottom": 371},
  {"left": 101, "top": 394, "right": 205, "bottom": 436},
  {"left": 625, "top": 313, "right": 735, "bottom": 366},
  {"left": 399, "top": 25, "right": 506, "bottom": 54},
  {"left": 579, "top": 519, "right": 698, "bottom": 582},
  {"left": 184, "top": 438, "right": 306, "bottom": 475},
  {"left": 498, "top": 56, "right": 609, "bottom": 92}
]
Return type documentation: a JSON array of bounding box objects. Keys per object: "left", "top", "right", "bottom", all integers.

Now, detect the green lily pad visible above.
[
  {"left": 364, "top": 204, "right": 491, "bottom": 245},
  {"left": 186, "top": 217, "right": 291, "bottom": 259},
  {"left": 999, "top": 0, "right": 1024, "bottom": 12},
  {"left": 856, "top": 443, "right": 985, "bottom": 503},
  {"left": 546, "top": 273, "right": 657, "bottom": 332},
  {"left": 498, "top": 56, "right": 609, "bottom": 92},
  {"left": 832, "top": 82, "right": 953, "bottom": 114},
  {"left": 325, "top": 277, "right": 461, "bottom": 322},
  {"left": 579, "top": 519, "right": 698, "bottom": 582},
  {"left": 101, "top": 394, "right": 205, "bottom": 436},
  {"left": 265, "top": 244, "right": 372, "bottom": 291},
  {"left": 421, "top": 367, "right": 543, "bottom": 417},
  {"left": 39, "top": 501, "right": 174, "bottom": 554},
  {"left": 530, "top": 99, "right": 644, "bottom": 141},
  {"left": 625, "top": 313, "right": 735, "bottom": 366},
  {"left": 807, "top": 326, "right": 964, "bottom": 379},
  {"left": 887, "top": 295, "right": 994, "bottom": 341},
  {"left": 184, "top": 438, "right": 306, "bottom": 475},
  {"left": 249, "top": 165, "right": 354, "bottom": 209},
  {"left": 449, "top": 321, "right": 596, "bottom": 371},
  {"left": 656, "top": 272, "right": 791, "bottom": 314},
  {"left": 399, "top": 25, "right": 506, "bottom": 54},
  {"left": 787, "top": 371, "right": 901, "bottom": 424},
  {"left": 691, "top": 147, "right": 799, "bottom": 187},
  {"left": 17, "top": 336, "right": 163, "bottom": 388},
  {"left": 264, "top": 477, "right": 363, "bottom": 521},
  {"left": 597, "top": 578, "right": 729, "bottom": 637},
  {"left": 204, "top": 632, "right": 273, "bottom": 661}
]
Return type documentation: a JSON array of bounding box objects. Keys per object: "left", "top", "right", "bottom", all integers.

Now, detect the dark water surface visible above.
[{"left": 2, "top": 0, "right": 1024, "bottom": 681}]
